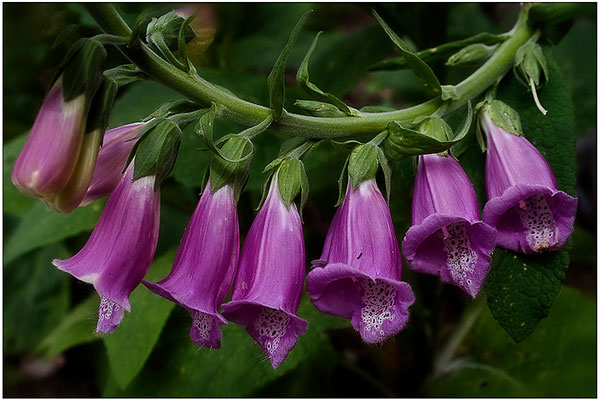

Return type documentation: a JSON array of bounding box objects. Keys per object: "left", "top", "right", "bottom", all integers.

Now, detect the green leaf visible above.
[
  {"left": 372, "top": 10, "right": 441, "bottom": 97},
  {"left": 4, "top": 200, "right": 104, "bottom": 265},
  {"left": 267, "top": 10, "right": 312, "bottom": 120},
  {"left": 4, "top": 245, "right": 71, "bottom": 354},
  {"left": 384, "top": 117, "right": 469, "bottom": 160},
  {"left": 3, "top": 133, "right": 36, "bottom": 217},
  {"left": 38, "top": 295, "right": 100, "bottom": 359},
  {"left": 296, "top": 32, "right": 354, "bottom": 116},
  {"left": 103, "top": 249, "right": 177, "bottom": 390},
  {"left": 369, "top": 31, "right": 508, "bottom": 71},
  {"left": 104, "top": 294, "right": 348, "bottom": 397},
  {"left": 428, "top": 287, "right": 596, "bottom": 397},
  {"left": 484, "top": 249, "right": 569, "bottom": 342}
]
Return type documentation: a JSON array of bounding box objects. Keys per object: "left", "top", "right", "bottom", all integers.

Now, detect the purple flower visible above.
[
  {"left": 306, "top": 179, "right": 415, "bottom": 344},
  {"left": 52, "top": 163, "right": 160, "bottom": 333},
  {"left": 221, "top": 176, "right": 307, "bottom": 369},
  {"left": 144, "top": 182, "right": 239, "bottom": 348},
  {"left": 481, "top": 114, "right": 577, "bottom": 253},
  {"left": 81, "top": 122, "right": 146, "bottom": 206},
  {"left": 12, "top": 77, "right": 86, "bottom": 199},
  {"left": 402, "top": 154, "right": 496, "bottom": 297}
]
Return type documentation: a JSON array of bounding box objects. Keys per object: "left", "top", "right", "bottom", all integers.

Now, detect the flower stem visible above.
[{"left": 85, "top": 4, "right": 534, "bottom": 140}]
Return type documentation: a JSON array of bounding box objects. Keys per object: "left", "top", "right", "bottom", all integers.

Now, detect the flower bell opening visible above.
[{"left": 306, "top": 179, "right": 414, "bottom": 343}]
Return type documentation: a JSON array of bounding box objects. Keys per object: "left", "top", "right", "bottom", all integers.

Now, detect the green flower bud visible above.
[
  {"left": 514, "top": 42, "right": 549, "bottom": 115},
  {"left": 446, "top": 43, "right": 498, "bottom": 66}
]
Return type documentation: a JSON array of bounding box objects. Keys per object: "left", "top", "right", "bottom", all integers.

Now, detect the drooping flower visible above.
[
  {"left": 144, "top": 181, "right": 239, "bottom": 348},
  {"left": 306, "top": 178, "right": 415, "bottom": 344},
  {"left": 402, "top": 154, "right": 496, "bottom": 297},
  {"left": 221, "top": 176, "right": 307, "bottom": 369},
  {"left": 481, "top": 112, "right": 577, "bottom": 253},
  {"left": 53, "top": 162, "right": 160, "bottom": 333},
  {"left": 12, "top": 77, "right": 86, "bottom": 199},
  {"left": 81, "top": 122, "right": 145, "bottom": 206}
]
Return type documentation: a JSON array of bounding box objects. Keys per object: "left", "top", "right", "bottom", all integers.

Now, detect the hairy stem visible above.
[{"left": 86, "top": 4, "right": 533, "bottom": 140}]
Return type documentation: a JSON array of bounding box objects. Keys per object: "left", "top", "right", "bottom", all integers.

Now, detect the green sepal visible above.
[
  {"left": 375, "top": 146, "right": 392, "bottom": 204},
  {"left": 417, "top": 117, "right": 453, "bottom": 142},
  {"left": 335, "top": 156, "right": 350, "bottom": 207},
  {"left": 85, "top": 78, "right": 118, "bottom": 135},
  {"left": 373, "top": 10, "right": 441, "bottom": 97},
  {"left": 133, "top": 119, "right": 182, "bottom": 190},
  {"left": 368, "top": 31, "right": 509, "bottom": 72},
  {"left": 348, "top": 144, "right": 379, "bottom": 189},
  {"left": 208, "top": 135, "right": 254, "bottom": 203},
  {"left": 103, "top": 64, "right": 147, "bottom": 87},
  {"left": 297, "top": 31, "right": 355, "bottom": 116},
  {"left": 146, "top": 11, "right": 195, "bottom": 51},
  {"left": 514, "top": 42, "right": 549, "bottom": 89},
  {"left": 482, "top": 99, "right": 523, "bottom": 137},
  {"left": 57, "top": 38, "right": 107, "bottom": 112},
  {"left": 177, "top": 15, "right": 194, "bottom": 72},
  {"left": 384, "top": 101, "right": 473, "bottom": 159},
  {"left": 267, "top": 10, "right": 312, "bottom": 120},
  {"left": 146, "top": 99, "right": 200, "bottom": 122},
  {"left": 276, "top": 158, "right": 303, "bottom": 209},
  {"left": 446, "top": 43, "right": 498, "bottom": 66},
  {"left": 294, "top": 100, "right": 348, "bottom": 118}
]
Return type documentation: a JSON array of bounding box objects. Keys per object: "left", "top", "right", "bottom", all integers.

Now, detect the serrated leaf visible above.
[
  {"left": 373, "top": 10, "right": 441, "bottom": 97},
  {"left": 4, "top": 201, "right": 105, "bottom": 265},
  {"left": 297, "top": 32, "right": 353, "bottom": 116},
  {"left": 484, "top": 249, "right": 569, "bottom": 342},
  {"left": 103, "top": 249, "right": 177, "bottom": 390},
  {"left": 38, "top": 295, "right": 100, "bottom": 359},
  {"left": 267, "top": 10, "right": 312, "bottom": 120}
]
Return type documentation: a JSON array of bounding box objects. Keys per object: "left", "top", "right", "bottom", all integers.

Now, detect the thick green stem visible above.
[{"left": 86, "top": 4, "right": 533, "bottom": 140}]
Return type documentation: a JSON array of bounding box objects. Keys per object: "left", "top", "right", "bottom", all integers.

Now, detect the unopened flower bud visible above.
[
  {"left": 446, "top": 43, "right": 497, "bottom": 66},
  {"left": 12, "top": 78, "right": 86, "bottom": 199}
]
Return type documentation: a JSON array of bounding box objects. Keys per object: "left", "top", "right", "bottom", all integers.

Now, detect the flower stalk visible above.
[{"left": 84, "top": 3, "right": 534, "bottom": 140}]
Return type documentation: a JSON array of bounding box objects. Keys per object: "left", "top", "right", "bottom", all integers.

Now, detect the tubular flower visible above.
[
  {"left": 481, "top": 113, "right": 577, "bottom": 253},
  {"left": 402, "top": 154, "right": 496, "bottom": 297},
  {"left": 306, "top": 179, "right": 415, "bottom": 344},
  {"left": 221, "top": 177, "right": 307, "bottom": 369},
  {"left": 144, "top": 182, "right": 239, "bottom": 348},
  {"left": 81, "top": 122, "right": 146, "bottom": 206},
  {"left": 12, "top": 77, "right": 86, "bottom": 199},
  {"left": 52, "top": 163, "right": 160, "bottom": 333}
]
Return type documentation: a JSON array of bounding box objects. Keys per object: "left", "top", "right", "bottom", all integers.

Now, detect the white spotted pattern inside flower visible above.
[
  {"left": 442, "top": 222, "right": 477, "bottom": 287},
  {"left": 99, "top": 297, "right": 120, "bottom": 322},
  {"left": 517, "top": 194, "right": 557, "bottom": 251},
  {"left": 192, "top": 311, "right": 213, "bottom": 343},
  {"left": 254, "top": 308, "right": 290, "bottom": 354},
  {"left": 360, "top": 279, "right": 397, "bottom": 336}
]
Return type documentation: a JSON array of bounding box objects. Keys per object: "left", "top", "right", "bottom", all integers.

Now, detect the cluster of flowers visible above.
[{"left": 13, "top": 76, "right": 577, "bottom": 368}]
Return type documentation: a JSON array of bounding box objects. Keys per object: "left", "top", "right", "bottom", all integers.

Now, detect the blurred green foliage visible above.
[{"left": 3, "top": 3, "right": 596, "bottom": 397}]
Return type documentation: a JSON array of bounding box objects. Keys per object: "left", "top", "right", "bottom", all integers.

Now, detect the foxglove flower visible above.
[
  {"left": 81, "top": 122, "right": 145, "bottom": 206},
  {"left": 306, "top": 179, "right": 415, "bottom": 343},
  {"left": 12, "top": 78, "right": 86, "bottom": 199},
  {"left": 53, "top": 163, "right": 160, "bottom": 333},
  {"left": 402, "top": 154, "right": 496, "bottom": 297},
  {"left": 481, "top": 114, "right": 577, "bottom": 253},
  {"left": 144, "top": 182, "right": 239, "bottom": 348},
  {"left": 222, "top": 177, "right": 307, "bottom": 369}
]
